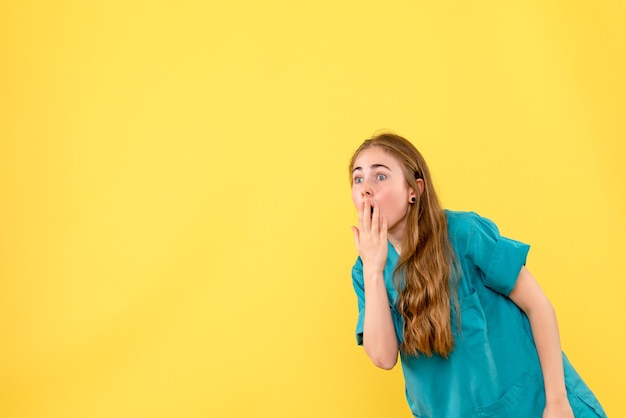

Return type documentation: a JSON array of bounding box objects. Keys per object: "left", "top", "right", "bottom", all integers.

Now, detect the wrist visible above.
[
  {"left": 363, "top": 268, "right": 384, "bottom": 280},
  {"left": 545, "top": 388, "right": 569, "bottom": 406},
  {"left": 362, "top": 268, "right": 384, "bottom": 282},
  {"left": 544, "top": 394, "right": 574, "bottom": 417}
]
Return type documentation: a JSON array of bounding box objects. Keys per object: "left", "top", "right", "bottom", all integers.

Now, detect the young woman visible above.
[{"left": 349, "top": 133, "right": 606, "bottom": 417}]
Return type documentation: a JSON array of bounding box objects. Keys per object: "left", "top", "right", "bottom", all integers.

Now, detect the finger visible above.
[
  {"left": 371, "top": 201, "right": 379, "bottom": 234},
  {"left": 356, "top": 198, "right": 362, "bottom": 224},
  {"left": 381, "top": 214, "right": 388, "bottom": 240},
  {"left": 362, "top": 198, "right": 371, "bottom": 231}
]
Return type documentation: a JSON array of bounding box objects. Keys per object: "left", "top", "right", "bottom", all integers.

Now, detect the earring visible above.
[{"left": 410, "top": 197, "right": 416, "bottom": 204}]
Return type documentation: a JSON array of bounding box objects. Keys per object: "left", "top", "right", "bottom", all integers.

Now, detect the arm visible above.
[
  {"left": 509, "top": 267, "right": 574, "bottom": 418},
  {"left": 352, "top": 199, "right": 398, "bottom": 369},
  {"left": 361, "top": 267, "right": 398, "bottom": 369}
]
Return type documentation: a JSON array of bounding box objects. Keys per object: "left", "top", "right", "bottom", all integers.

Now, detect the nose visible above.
[{"left": 360, "top": 182, "right": 373, "bottom": 198}]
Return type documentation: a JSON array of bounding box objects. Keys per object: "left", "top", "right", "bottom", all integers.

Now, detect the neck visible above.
[
  {"left": 388, "top": 215, "right": 408, "bottom": 254},
  {"left": 388, "top": 231, "right": 403, "bottom": 254}
]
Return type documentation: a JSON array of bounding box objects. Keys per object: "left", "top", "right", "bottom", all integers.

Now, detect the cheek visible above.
[{"left": 351, "top": 189, "right": 361, "bottom": 208}]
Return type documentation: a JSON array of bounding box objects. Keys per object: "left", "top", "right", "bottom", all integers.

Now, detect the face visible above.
[{"left": 351, "top": 146, "right": 417, "bottom": 240}]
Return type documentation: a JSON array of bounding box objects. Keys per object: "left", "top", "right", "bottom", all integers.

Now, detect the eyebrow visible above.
[{"left": 352, "top": 164, "right": 392, "bottom": 174}]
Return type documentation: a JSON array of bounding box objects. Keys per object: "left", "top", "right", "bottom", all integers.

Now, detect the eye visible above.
[
  {"left": 376, "top": 173, "right": 387, "bottom": 181},
  {"left": 353, "top": 176, "right": 363, "bottom": 184}
]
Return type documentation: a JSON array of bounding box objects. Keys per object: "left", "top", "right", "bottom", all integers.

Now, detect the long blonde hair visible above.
[{"left": 349, "top": 133, "right": 458, "bottom": 357}]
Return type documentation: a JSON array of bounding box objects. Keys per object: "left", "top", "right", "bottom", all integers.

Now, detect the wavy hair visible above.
[{"left": 349, "top": 133, "right": 458, "bottom": 357}]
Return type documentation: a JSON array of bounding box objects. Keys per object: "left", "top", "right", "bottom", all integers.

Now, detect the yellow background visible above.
[{"left": 1, "top": 1, "right": 624, "bottom": 417}]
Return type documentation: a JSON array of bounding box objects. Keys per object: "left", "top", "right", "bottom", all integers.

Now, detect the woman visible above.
[{"left": 349, "top": 133, "right": 606, "bottom": 417}]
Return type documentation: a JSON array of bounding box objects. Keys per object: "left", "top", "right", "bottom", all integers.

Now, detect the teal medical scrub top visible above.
[{"left": 352, "top": 211, "right": 606, "bottom": 418}]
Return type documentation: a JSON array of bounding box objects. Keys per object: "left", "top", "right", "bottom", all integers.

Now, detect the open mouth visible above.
[{"left": 370, "top": 205, "right": 375, "bottom": 219}]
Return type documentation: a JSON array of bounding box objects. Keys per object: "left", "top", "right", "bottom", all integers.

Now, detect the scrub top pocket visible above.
[{"left": 475, "top": 373, "right": 543, "bottom": 418}]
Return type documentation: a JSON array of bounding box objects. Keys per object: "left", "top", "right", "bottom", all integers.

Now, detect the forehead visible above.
[{"left": 353, "top": 146, "right": 402, "bottom": 169}]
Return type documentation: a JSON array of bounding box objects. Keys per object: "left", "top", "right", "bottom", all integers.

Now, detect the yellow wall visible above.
[{"left": 1, "top": 1, "right": 624, "bottom": 417}]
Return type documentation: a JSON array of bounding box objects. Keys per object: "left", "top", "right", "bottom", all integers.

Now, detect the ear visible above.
[
  {"left": 409, "top": 180, "right": 424, "bottom": 203},
  {"left": 414, "top": 179, "right": 425, "bottom": 197}
]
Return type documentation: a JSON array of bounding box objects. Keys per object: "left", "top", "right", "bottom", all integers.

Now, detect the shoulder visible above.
[
  {"left": 444, "top": 210, "right": 497, "bottom": 236},
  {"left": 444, "top": 210, "right": 504, "bottom": 253}
]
